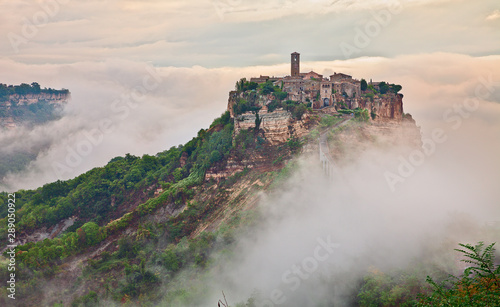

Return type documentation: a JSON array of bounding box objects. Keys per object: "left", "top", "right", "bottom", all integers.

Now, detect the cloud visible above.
[
  {"left": 168, "top": 114, "right": 500, "bottom": 305},
  {"left": 486, "top": 9, "right": 500, "bottom": 20},
  {"left": 162, "top": 53, "right": 500, "bottom": 305},
  {"left": 1, "top": 52, "right": 499, "bottom": 192},
  {"left": 1, "top": 0, "right": 498, "bottom": 67}
]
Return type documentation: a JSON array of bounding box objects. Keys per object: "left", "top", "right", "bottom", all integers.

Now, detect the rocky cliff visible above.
[
  {"left": 4, "top": 92, "right": 70, "bottom": 106},
  {"left": 358, "top": 93, "right": 403, "bottom": 121},
  {"left": 234, "top": 110, "right": 311, "bottom": 145},
  {"left": 0, "top": 92, "right": 70, "bottom": 129},
  {"left": 219, "top": 80, "right": 420, "bottom": 182}
]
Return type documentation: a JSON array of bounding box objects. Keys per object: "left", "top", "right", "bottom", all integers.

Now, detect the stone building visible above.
[
  {"left": 250, "top": 52, "right": 368, "bottom": 109},
  {"left": 291, "top": 52, "right": 300, "bottom": 77}
]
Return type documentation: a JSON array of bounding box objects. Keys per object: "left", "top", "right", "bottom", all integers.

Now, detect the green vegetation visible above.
[
  {"left": 337, "top": 108, "right": 370, "bottom": 122},
  {"left": 367, "top": 84, "right": 377, "bottom": 94},
  {"left": 0, "top": 110, "right": 233, "bottom": 240},
  {"left": 354, "top": 108, "right": 370, "bottom": 122},
  {"left": 356, "top": 242, "right": 500, "bottom": 307},
  {"left": 232, "top": 80, "right": 289, "bottom": 116},
  {"left": 286, "top": 137, "right": 303, "bottom": 153},
  {"left": 0, "top": 110, "right": 244, "bottom": 305},
  {"left": 378, "top": 82, "right": 402, "bottom": 95},
  {"left": 0, "top": 82, "right": 69, "bottom": 101},
  {"left": 232, "top": 79, "right": 310, "bottom": 122},
  {"left": 0, "top": 79, "right": 418, "bottom": 306},
  {"left": 233, "top": 98, "right": 261, "bottom": 115},
  {"left": 361, "top": 79, "right": 368, "bottom": 91},
  {"left": 364, "top": 92, "right": 375, "bottom": 102},
  {"left": 259, "top": 80, "right": 276, "bottom": 95},
  {"left": 282, "top": 100, "right": 307, "bottom": 120},
  {"left": 266, "top": 98, "right": 306, "bottom": 119},
  {"left": 320, "top": 114, "right": 343, "bottom": 127},
  {"left": 0, "top": 83, "right": 69, "bottom": 179},
  {"left": 379, "top": 82, "right": 390, "bottom": 95},
  {"left": 417, "top": 242, "right": 500, "bottom": 307},
  {"left": 274, "top": 91, "right": 288, "bottom": 101},
  {"left": 0, "top": 151, "right": 38, "bottom": 182},
  {"left": 0, "top": 98, "right": 62, "bottom": 124},
  {"left": 235, "top": 78, "right": 258, "bottom": 92},
  {"left": 358, "top": 270, "right": 426, "bottom": 307}
]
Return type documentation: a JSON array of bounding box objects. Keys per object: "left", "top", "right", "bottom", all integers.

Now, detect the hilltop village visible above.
[
  {"left": 226, "top": 52, "right": 412, "bottom": 146},
  {"left": 228, "top": 52, "right": 405, "bottom": 121}
]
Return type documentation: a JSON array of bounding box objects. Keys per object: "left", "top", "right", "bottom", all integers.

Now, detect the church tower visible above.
[{"left": 291, "top": 52, "right": 300, "bottom": 77}]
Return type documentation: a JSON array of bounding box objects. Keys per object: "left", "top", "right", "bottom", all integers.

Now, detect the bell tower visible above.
[{"left": 291, "top": 52, "right": 300, "bottom": 77}]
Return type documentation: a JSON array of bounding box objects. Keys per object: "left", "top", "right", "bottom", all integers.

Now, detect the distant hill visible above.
[
  {"left": 0, "top": 82, "right": 70, "bottom": 129},
  {"left": 0, "top": 83, "right": 70, "bottom": 184}
]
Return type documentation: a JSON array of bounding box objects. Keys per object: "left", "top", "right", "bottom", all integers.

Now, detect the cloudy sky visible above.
[
  {"left": 0, "top": 0, "right": 499, "bottom": 190},
  {"left": 1, "top": 0, "right": 499, "bottom": 66}
]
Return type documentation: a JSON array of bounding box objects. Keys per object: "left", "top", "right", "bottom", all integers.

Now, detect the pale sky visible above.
[
  {"left": 1, "top": 0, "right": 499, "bottom": 67},
  {"left": 0, "top": 0, "right": 499, "bottom": 190}
]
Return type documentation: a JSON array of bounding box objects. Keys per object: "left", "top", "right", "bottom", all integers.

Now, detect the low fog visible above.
[
  {"left": 191, "top": 91, "right": 500, "bottom": 305},
  {"left": 1, "top": 53, "right": 499, "bottom": 304},
  {"left": 1, "top": 53, "right": 499, "bottom": 192},
  {"left": 191, "top": 148, "right": 499, "bottom": 306},
  {"left": 134, "top": 54, "right": 498, "bottom": 305}
]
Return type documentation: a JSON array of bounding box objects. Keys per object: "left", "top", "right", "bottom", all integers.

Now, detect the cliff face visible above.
[
  {"left": 0, "top": 92, "right": 70, "bottom": 129},
  {"left": 4, "top": 92, "right": 70, "bottom": 106},
  {"left": 234, "top": 110, "right": 310, "bottom": 145},
  {"left": 227, "top": 87, "right": 403, "bottom": 146},
  {"left": 357, "top": 93, "right": 403, "bottom": 121}
]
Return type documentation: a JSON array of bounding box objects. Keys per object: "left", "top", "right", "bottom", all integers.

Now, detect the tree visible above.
[
  {"left": 163, "top": 245, "right": 180, "bottom": 272},
  {"left": 379, "top": 82, "right": 389, "bottom": 94},
  {"left": 254, "top": 113, "right": 262, "bottom": 131},
  {"left": 360, "top": 79, "right": 368, "bottom": 91},
  {"left": 260, "top": 80, "right": 275, "bottom": 95},
  {"left": 274, "top": 91, "right": 288, "bottom": 101},
  {"left": 247, "top": 82, "right": 258, "bottom": 91},
  {"left": 391, "top": 84, "right": 402, "bottom": 93},
  {"left": 209, "top": 150, "right": 222, "bottom": 164},
  {"left": 78, "top": 222, "right": 104, "bottom": 247},
  {"left": 292, "top": 104, "right": 307, "bottom": 120},
  {"left": 235, "top": 78, "right": 246, "bottom": 92},
  {"left": 15, "top": 83, "right": 31, "bottom": 95},
  {"left": 418, "top": 242, "right": 500, "bottom": 306},
  {"left": 31, "top": 82, "right": 41, "bottom": 93}
]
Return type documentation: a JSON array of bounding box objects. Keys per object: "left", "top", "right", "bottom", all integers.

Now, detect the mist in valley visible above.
[
  {"left": 1, "top": 54, "right": 499, "bottom": 306},
  {"left": 146, "top": 55, "right": 500, "bottom": 306},
  {"left": 1, "top": 53, "right": 499, "bottom": 193},
  {"left": 1, "top": 1, "right": 499, "bottom": 305},
  {"left": 177, "top": 112, "right": 500, "bottom": 306}
]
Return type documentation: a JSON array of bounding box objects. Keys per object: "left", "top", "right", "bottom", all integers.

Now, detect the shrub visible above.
[
  {"left": 287, "top": 137, "right": 303, "bottom": 153},
  {"left": 292, "top": 104, "right": 306, "bottom": 120},
  {"left": 418, "top": 242, "right": 500, "bottom": 306},
  {"left": 354, "top": 108, "right": 370, "bottom": 122},
  {"left": 320, "top": 115, "right": 343, "bottom": 127},
  {"left": 274, "top": 91, "right": 288, "bottom": 101},
  {"left": 379, "top": 82, "right": 390, "bottom": 94}
]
